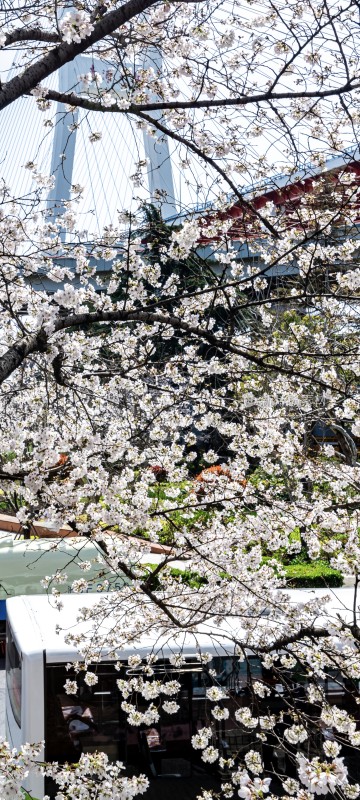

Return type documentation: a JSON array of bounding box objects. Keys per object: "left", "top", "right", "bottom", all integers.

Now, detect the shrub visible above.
[{"left": 285, "top": 561, "right": 343, "bottom": 588}]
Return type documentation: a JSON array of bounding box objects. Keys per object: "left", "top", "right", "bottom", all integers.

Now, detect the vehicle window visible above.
[
  {"left": 45, "top": 663, "right": 126, "bottom": 765},
  {"left": 324, "top": 669, "right": 346, "bottom": 696},
  {"left": 206, "top": 656, "right": 256, "bottom": 689},
  {"left": 6, "top": 622, "right": 21, "bottom": 727}
]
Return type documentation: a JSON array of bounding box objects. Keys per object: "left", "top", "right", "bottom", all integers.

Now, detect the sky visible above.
[
  {"left": 0, "top": 48, "right": 209, "bottom": 238},
  {"left": 1, "top": 4, "right": 358, "bottom": 242}
]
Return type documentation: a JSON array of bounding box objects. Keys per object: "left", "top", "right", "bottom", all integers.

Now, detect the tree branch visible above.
[
  {"left": 135, "top": 110, "right": 281, "bottom": 239},
  {"left": 41, "top": 79, "right": 360, "bottom": 114},
  {"left": 4, "top": 28, "right": 60, "bottom": 46},
  {"left": 0, "top": 0, "right": 157, "bottom": 111},
  {"left": 259, "top": 626, "right": 335, "bottom": 653},
  {"left": 0, "top": 306, "right": 346, "bottom": 391}
]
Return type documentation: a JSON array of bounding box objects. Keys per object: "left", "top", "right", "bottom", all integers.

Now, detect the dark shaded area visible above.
[
  {"left": 42, "top": 654, "right": 360, "bottom": 799},
  {"left": 144, "top": 773, "right": 220, "bottom": 800}
]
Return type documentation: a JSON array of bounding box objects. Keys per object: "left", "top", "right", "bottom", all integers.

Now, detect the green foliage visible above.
[
  {"left": 284, "top": 560, "right": 343, "bottom": 587},
  {"left": 147, "top": 481, "right": 214, "bottom": 545},
  {"left": 141, "top": 203, "right": 212, "bottom": 293},
  {"left": 141, "top": 563, "right": 207, "bottom": 590},
  {"left": 169, "top": 567, "right": 207, "bottom": 588},
  {"left": 136, "top": 484, "right": 346, "bottom": 586},
  {"left": 138, "top": 554, "right": 344, "bottom": 591},
  {"left": 157, "top": 507, "right": 214, "bottom": 545}
]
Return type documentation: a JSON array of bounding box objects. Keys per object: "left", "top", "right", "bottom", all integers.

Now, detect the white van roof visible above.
[
  {"left": 7, "top": 592, "right": 248, "bottom": 663},
  {"left": 6, "top": 587, "right": 356, "bottom": 664}
]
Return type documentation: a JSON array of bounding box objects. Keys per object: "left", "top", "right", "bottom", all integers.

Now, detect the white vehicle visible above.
[
  {"left": 5, "top": 589, "right": 356, "bottom": 799},
  {"left": 0, "top": 534, "right": 127, "bottom": 640},
  {"left": 6, "top": 588, "right": 354, "bottom": 798},
  {"left": 5, "top": 592, "right": 253, "bottom": 798},
  {"left": 0, "top": 533, "right": 179, "bottom": 625}
]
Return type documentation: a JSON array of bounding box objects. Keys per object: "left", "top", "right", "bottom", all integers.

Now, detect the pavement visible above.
[{"left": 0, "top": 658, "right": 5, "bottom": 737}]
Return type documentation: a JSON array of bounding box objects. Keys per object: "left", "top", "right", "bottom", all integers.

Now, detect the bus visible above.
[
  {"left": 0, "top": 534, "right": 128, "bottom": 647},
  {"left": 5, "top": 589, "right": 358, "bottom": 800}
]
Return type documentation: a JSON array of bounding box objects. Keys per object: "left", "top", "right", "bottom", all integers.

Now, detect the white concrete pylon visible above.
[
  {"left": 139, "top": 46, "right": 177, "bottom": 219},
  {"left": 46, "top": 51, "right": 177, "bottom": 231}
]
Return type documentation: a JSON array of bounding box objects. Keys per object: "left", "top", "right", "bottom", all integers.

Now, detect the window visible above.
[
  {"left": 45, "top": 663, "right": 126, "bottom": 765},
  {"left": 6, "top": 622, "right": 21, "bottom": 727},
  {"left": 322, "top": 670, "right": 346, "bottom": 697}
]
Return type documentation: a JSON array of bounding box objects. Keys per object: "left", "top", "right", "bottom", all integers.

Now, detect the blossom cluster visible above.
[{"left": 59, "top": 11, "right": 94, "bottom": 44}]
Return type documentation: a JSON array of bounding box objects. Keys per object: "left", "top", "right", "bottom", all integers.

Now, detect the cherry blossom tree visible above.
[
  {"left": 1, "top": 166, "right": 360, "bottom": 799},
  {"left": 1, "top": 0, "right": 360, "bottom": 210},
  {"left": 2, "top": 1, "right": 360, "bottom": 799}
]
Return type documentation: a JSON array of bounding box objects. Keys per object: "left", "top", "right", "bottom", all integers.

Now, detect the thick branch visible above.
[
  {"left": 0, "top": 0, "right": 157, "bottom": 111},
  {"left": 4, "top": 28, "right": 60, "bottom": 46},
  {"left": 0, "top": 306, "right": 344, "bottom": 391},
  {"left": 259, "top": 626, "right": 335, "bottom": 653},
  {"left": 0, "top": 327, "right": 48, "bottom": 385}
]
